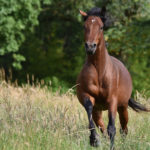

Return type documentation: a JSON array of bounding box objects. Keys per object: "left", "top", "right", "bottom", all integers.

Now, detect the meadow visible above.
[{"left": 0, "top": 81, "right": 149, "bottom": 150}]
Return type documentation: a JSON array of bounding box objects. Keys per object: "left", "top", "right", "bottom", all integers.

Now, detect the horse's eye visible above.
[{"left": 100, "top": 27, "right": 103, "bottom": 30}]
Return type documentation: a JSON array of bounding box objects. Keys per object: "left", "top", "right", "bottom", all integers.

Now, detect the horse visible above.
[{"left": 76, "top": 7, "right": 149, "bottom": 149}]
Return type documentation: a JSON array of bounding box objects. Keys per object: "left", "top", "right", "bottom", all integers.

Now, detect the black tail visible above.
[{"left": 128, "top": 98, "right": 150, "bottom": 112}]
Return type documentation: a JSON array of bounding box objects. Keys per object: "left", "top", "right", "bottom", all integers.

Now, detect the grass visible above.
[{"left": 0, "top": 81, "right": 149, "bottom": 150}]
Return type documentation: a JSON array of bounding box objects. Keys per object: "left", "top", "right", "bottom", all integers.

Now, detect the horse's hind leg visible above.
[
  {"left": 118, "top": 106, "right": 128, "bottom": 135},
  {"left": 92, "top": 109, "right": 106, "bottom": 135},
  {"left": 84, "top": 97, "right": 100, "bottom": 147}
]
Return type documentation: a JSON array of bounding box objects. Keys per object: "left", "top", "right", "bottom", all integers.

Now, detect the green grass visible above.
[{"left": 0, "top": 81, "right": 150, "bottom": 150}]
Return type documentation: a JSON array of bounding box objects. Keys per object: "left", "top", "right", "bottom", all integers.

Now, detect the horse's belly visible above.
[{"left": 94, "top": 98, "right": 109, "bottom": 110}]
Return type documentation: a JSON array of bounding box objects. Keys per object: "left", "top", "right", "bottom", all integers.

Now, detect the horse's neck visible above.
[{"left": 88, "top": 38, "right": 109, "bottom": 80}]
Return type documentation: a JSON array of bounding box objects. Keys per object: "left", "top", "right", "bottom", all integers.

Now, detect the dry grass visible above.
[{"left": 0, "top": 81, "right": 149, "bottom": 150}]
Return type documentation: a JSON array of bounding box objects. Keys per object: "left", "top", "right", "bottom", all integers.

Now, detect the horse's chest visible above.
[
  {"left": 87, "top": 80, "right": 108, "bottom": 99},
  {"left": 88, "top": 80, "right": 109, "bottom": 109},
  {"left": 81, "top": 65, "right": 110, "bottom": 99}
]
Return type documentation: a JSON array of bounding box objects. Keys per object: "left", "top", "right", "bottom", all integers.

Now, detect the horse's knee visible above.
[{"left": 84, "top": 98, "right": 93, "bottom": 114}]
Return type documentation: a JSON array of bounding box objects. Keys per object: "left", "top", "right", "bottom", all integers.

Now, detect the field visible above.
[{"left": 0, "top": 81, "right": 149, "bottom": 150}]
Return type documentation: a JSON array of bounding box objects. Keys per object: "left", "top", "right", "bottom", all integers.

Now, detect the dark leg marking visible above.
[
  {"left": 84, "top": 98, "right": 100, "bottom": 147},
  {"left": 107, "top": 114, "right": 116, "bottom": 150}
]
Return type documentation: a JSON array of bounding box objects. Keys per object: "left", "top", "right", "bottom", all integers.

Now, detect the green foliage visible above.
[
  {"left": 126, "top": 21, "right": 150, "bottom": 95},
  {"left": 0, "top": 0, "right": 41, "bottom": 69},
  {"left": 12, "top": 54, "right": 26, "bottom": 70},
  {"left": 44, "top": 76, "right": 69, "bottom": 94}
]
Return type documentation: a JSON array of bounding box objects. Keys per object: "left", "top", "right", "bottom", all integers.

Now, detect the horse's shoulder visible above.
[
  {"left": 76, "top": 62, "right": 99, "bottom": 97},
  {"left": 81, "top": 62, "right": 97, "bottom": 75},
  {"left": 77, "top": 62, "right": 98, "bottom": 85}
]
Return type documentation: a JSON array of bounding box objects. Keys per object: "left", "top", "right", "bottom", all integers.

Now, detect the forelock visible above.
[{"left": 83, "top": 7, "right": 106, "bottom": 23}]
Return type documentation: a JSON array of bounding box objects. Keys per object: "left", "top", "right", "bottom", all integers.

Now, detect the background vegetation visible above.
[{"left": 0, "top": 0, "right": 150, "bottom": 96}]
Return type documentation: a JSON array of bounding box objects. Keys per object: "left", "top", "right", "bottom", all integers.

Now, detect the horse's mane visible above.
[{"left": 87, "top": 7, "right": 101, "bottom": 18}]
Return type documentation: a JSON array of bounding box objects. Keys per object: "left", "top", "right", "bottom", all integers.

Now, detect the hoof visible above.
[
  {"left": 110, "top": 146, "right": 115, "bottom": 150},
  {"left": 120, "top": 128, "right": 128, "bottom": 136},
  {"left": 90, "top": 134, "right": 100, "bottom": 147},
  {"left": 102, "top": 130, "right": 108, "bottom": 139}
]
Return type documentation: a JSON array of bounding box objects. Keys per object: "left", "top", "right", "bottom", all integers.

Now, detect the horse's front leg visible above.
[
  {"left": 107, "top": 100, "right": 117, "bottom": 150},
  {"left": 84, "top": 97, "right": 100, "bottom": 147}
]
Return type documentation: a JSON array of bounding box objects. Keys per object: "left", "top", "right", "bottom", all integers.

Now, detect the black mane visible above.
[{"left": 87, "top": 7, "right": 101, "bottom": 18}]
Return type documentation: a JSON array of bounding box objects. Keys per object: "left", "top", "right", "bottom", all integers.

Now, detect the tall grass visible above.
[{"left": 0, "top": 81, "right": 149, "bottom": 150}]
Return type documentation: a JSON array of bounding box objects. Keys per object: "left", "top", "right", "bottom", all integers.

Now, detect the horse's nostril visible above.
[{"left": 85, "top": 42, "right": 96, "bottom": 49}]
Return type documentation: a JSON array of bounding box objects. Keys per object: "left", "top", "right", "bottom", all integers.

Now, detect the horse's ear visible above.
[{"left": 79, "top": 10, "right": 87, "bottom": 17}]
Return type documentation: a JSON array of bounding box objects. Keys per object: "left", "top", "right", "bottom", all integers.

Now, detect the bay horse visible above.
[{"left": 76, "top": 7, "right": 149, "bottom": 149}]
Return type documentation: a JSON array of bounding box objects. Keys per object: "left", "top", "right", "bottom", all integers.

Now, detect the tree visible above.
[{"left": 0, "top": 0, "right": 41, "bottom": 70}]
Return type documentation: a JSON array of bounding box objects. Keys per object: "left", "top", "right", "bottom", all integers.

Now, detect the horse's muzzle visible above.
[{"left": 85, "top": 42, "right": 97, "bottom": 55}]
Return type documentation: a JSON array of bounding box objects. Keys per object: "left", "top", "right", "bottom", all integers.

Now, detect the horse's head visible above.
[{"left": 80, "top": 7, "right": 107, "bottom": 55}]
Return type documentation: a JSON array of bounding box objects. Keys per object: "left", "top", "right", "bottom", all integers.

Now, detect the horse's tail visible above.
[{"left": 128, "top": 98, "right": 150, "bottom": 112}]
